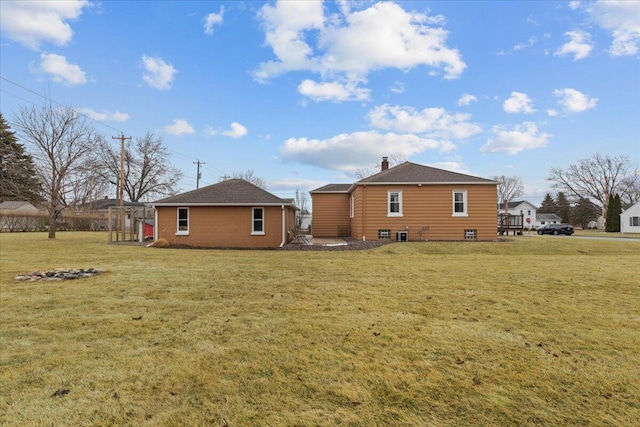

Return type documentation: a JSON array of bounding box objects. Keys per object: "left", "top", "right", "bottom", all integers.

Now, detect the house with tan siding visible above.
[
  {"left": 149, "top": 179, "right": 297, "bottom": 248},
  {"left": 310, "top": 158, "right": 499, "bottom": 242}
]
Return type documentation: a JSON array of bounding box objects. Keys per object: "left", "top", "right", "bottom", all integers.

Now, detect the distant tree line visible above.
[
  {"left": 538, "top": 192, "right": 600, "bottom": 229},
  {"left": 1, "top": 104, "right": 183, "bottom": 239}
]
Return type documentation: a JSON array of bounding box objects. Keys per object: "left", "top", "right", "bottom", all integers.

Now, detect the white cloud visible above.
[
  {"left": 503, "top": 92, "right": 536, "bottom": 114},
  {"left": 35, "top": 53, "right": 86, "bottom": 86},
  {"left": 480, "top": 122, "right": 550, "bottom": 155},
  {"left": 368, "top": 104, "right": 481, "bottom": 140},
  {"left": 553, "top": 88, "right": 598, "bottom": 113},
  {"left": 569, "top": 1, "right": 582, "bottom": 11},
  {"left": 0, "top": 0, "right": 88, "bottom": 50},
  {"left": 221, "top": 122, "right": 248, "bottom": 139},
  {"left": 279, "top": 130, "right": 449, "bottom": 173},
  {"left": 458, "top": 93, "right": 477, "bottom": 106},
  {"left": 164, "top": 119, "right": 195, "bottom": 135},
  {"left": 79, "top": 108, "right": 129, "bottom": 122},
  {"left": 547, "top": 109, "right": 558, "bottom": 117},
  {"left": 390, "top": 81, "right": 405, "bottom": 94},
  {"left": 254, "top": 0, "right": 325, "bottom": 81},
  {"left": 298, "top": 79, "right": 370, "bottom": 102},
  {"left": 255, "top": 1, "right": 465, "bottom": 100},
  {"left": 589, "top": 0, "right": 640, "bottom": 56},
  {"left": 513, "top": 36, "right": 538, "bottom": 51},
  {"left": 555, "top": 30, "right": 593, "bottom": 60},
  {"left": 142, "top": 55, "right": 177, "bottom": 90},
  {"left": 204, "top": 7, "right": 224, "bottom": 35}
]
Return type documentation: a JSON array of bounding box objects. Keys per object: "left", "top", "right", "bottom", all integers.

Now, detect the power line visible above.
[
  {"left": 2, "top": 74, "right": 220, "bottom": 181},
  {"left": 0, "top": 75, "right": 124, "bottom": 133}
]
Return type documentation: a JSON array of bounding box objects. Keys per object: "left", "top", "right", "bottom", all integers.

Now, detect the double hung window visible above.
[
  {"left": 453, "top": 190, "right": 468, "bottom": 217},
  {"left": 252, "top": 208, "right": 264, "bottom": 235},
  {"left": 176, "top": 208, "right": 189, "bottom": 235},
  {"left": 388, "top": 191, "right": 403, "bottom": 217}
]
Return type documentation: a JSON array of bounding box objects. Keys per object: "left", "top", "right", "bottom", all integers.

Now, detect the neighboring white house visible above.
[
  {"left": 0, "top": 201, "right": 45, "bottom": 231},
  {"left": 498, "top": 200, "right": 538, "bottom": 228},
  {"left": 537, "top": 213, "right": 563, "bottom": 226},
  {"left": 620, "top": 201, "right": 640, "bottom": 234}
]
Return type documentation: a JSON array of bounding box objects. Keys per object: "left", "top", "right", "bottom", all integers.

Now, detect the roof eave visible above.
[
  {"left": 148, "top": 202, "right": 296, "bottom": 207},
  {"left": 354, "top": 181, "right": 499, "bottom": 186}
]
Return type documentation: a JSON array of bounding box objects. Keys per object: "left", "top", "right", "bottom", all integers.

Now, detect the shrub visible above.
[{"left": 150, "top": 238, "right": 171, "bottom": 248}]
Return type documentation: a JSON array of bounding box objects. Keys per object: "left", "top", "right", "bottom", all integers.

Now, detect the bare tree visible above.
[
  {"left": 13, "top": 103, "right": 99, "bottom": 238},
  {"left": 229, "top": 170, "right": 266, "bottom": 189},
  {"left": 492, "top": 175, "right": 524, "bottom": 216},
  {"left": 94, "top": 132, "right": 182, "bottom": 202},
  {"left": 294, "top": 189, "right": 309, "bottom": 229},
  {"left": 618, "top": 173, "right": 640, "bottom": 205},
  {"left": 61, "top": 158, "right": 112, "bottom": 209},
  {"left": 355, "top": 152, "right": 408, "bottom": 179},
  {"left": 548, "top": 154, "right": 635, "bottom": 218}
]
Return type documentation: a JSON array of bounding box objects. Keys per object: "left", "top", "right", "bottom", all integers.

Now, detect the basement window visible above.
[
  {"left": 378, "top": 229, "right": 391, "bottom": 239},
  {"left": 464, "top": 229, "right": 477, "bottom": 240},
  {"left": 176, "top": 207, "right": 189, "bottom": 235}
]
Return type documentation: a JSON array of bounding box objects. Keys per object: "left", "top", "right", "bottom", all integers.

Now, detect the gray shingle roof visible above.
[
  {"left": 310, "top": 184, "right": 352, "bottom": 193},
  {"left": 0, "top": 201, "right": 31, "bottom": 209},
  {"left": 537, "top": 213, "right": 562, "bottom": 221},
  {"left": 91, "top": 199, "right": 146, "bottom": 210},
  {"left": 151, "top": 179, "right": 292, "bottom": 205},
  {"left": 311, "top": 162, "right": 497, "bottom": 193},
  {"left": 358, "top": 162, "right": 497, "bottom": 184}
]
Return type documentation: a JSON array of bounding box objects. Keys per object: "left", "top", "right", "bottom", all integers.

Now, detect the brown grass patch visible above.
[{"left": 1, "top": 232, "right": 639, "bottom": 426}]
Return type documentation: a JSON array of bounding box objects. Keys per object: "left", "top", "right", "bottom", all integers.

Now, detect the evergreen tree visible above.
[
  {"left": 0, "top": 113, "right": 42, "bottom": 203},
  {"left": 605, "top": 195, "right": 617, "bottom": 232},
  {"left": 538, "top": 192, "right": 557, "bottom": 213},
  {"left": 572, "top": 197, "right": 599, "bottom": 229},
  {"left": 556, "top": 191, "right": 571, "bottom": 223},
  {"left": 611, "top": 194, "right": 622, "bottom": 232}
]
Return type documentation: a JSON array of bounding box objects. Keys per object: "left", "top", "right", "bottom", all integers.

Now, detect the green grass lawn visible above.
[{"left": 1, "top": 232, "right": 639, "bottom": 426}]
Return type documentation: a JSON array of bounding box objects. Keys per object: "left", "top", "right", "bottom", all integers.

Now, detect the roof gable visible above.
[
  {"left": 498, "top": 200, "right": 537, "bottom": 210},
  {"left": 357, "top": 162, "right": 497, "bottom": 185},
  {"left": 151, "top": 179, "right": 291, "bottom": 206}
]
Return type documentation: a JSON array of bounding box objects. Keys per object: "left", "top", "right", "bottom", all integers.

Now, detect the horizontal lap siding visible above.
[
  {"left": 310, "top": 193, "right": 350, "bottom": 237},
  {"left": 156, "top": 206, "right": 289, "bottom": 248},
  {"left": 357, "top": 184, "right": 497, "bottom": 241}
]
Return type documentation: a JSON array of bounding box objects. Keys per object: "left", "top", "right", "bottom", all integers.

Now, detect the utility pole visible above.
[
  {"left": 112, "top": 132, "right": 131, "bottom": 241},
  {"left": 112, "top": 133, "right": 132, "bottom": 206},
  {"left": 194, "top": 160, "right": 205, "bottom": 189}
]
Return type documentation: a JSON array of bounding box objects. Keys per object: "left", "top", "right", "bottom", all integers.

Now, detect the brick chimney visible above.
[{"left": 381, "top": 157, "right": 389, "bottom": 171}]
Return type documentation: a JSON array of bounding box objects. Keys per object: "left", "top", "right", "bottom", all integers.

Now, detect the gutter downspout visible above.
[
  {"left": 280, "top": 205, "right": 286, "bottom": 248},
  {"left": 153, "top": 206, "right": 158, "bottom": 241}
]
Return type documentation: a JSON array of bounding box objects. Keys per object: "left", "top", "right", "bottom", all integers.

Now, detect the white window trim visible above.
[
  {"left": 452, "top": 190, "right": 468, "bottom": 217},
  {"left": 176, "top": 207, "right": 189, "bottom": 235},
  {"left": 349, "top": 195, "right": 354, "bottom": 218},
  {"left": 251, "top": 207, "right": 265, "bottom": 236},
  {"left": 387, "top": 191, "right": 403, "bottom": 217}
]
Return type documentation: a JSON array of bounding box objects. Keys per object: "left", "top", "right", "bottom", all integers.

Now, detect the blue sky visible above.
[{"left": 1, "top": 0, "right": 638, "bottom": 205}]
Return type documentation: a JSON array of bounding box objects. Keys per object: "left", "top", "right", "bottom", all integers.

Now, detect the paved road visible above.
[{"left": 529, "top": 234, "right": 640, "bottom": 242}]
